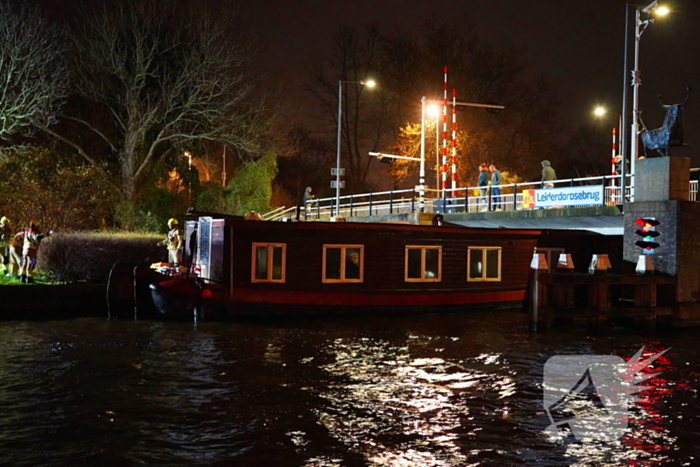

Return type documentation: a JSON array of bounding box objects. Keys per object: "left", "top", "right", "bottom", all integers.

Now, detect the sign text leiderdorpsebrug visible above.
[{"left": 523, "top": 185, "right": 604, "bottom": 208}]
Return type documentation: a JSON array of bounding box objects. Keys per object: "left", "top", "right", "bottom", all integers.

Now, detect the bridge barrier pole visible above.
[
  {"left": 389, "top": 191, "right": 394, "bottom": 215},
  {"left": 369, "top": 193, "right": 373, "bottom": 216},
  {"left": 350, "top": 196, "right": 354, "bottom": 217},
  {"left": 410, "top": 189, "right": 415, "bottom": 213},
  {"left": 529, "top": 253, "right": 550, "bottom": 332}
]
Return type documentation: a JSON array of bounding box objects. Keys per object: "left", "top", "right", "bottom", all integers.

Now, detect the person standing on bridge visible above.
[
  {"left": 478, "top": 164, "right": 489, "bottom": 211},
  {"left": 541, "top": 160, "right": 557, "bottom": 189},
  {"left": 489, "top": 164, "right": 502, "bottom": 211}
]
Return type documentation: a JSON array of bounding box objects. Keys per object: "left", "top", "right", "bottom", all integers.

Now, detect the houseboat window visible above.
[
  {"left": 323, "top": 245, "right": 363, "bottom": 283},
  {"left": 467, "top": 247, "right": 501, "bottom": 281},
  {"left": 252, "top": 243, "right": 286, "bottom": 282},
  {"left": 405, "top": 246, "right": 442, "bottom": 282}
]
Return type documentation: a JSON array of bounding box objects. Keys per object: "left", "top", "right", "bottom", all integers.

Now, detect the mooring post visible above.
[{"left": 529, "top": 253, "right": 549, "bottom": 332}]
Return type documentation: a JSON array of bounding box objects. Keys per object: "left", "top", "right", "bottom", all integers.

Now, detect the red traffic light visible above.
[
  {"left": 634, "top": 218, "right": 660, "bottom": 230},
  {"left": 634, "top": 217, "right": 660, "bottom": 254}
]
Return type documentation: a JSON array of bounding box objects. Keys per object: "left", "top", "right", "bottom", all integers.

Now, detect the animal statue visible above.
[{"left": 639, "top": 86, "right": 691, "bottom": 157}]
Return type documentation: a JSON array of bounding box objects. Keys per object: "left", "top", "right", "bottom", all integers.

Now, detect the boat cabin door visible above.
[{"left": 196, "top": 216, "right": 225, "bottom": 284}]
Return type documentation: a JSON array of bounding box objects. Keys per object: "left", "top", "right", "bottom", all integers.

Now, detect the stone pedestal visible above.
[{"left": 634, "top": 157, "right": 690, "bottom": 202}]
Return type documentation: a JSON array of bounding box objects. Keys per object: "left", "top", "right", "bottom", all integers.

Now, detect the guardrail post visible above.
[
  {"left": 512, "top": 185, "right": 518, "bottom": 211},
  {"left": 410, "top": 189, "right": 415, "bottom": 213},
  {"left": 369, "top": 193, "right": 373, "bottom": 216},
  {"left": 488, "top": 188, "right": 492, "bottom": 212},
  {"left": 389, "top": 191, "right": 394, "bottom": 214},
  {"left": 463, "top": 190, "right": 469, "bottom": 213},
  {"left": 350, "top": 196, "right": 354, "bottom": 217},
  {"left": 442, "top": 190, "right": 447, "bottom": 213}
]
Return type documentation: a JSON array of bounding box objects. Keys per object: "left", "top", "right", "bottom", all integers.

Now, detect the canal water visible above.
[{"left": 0, "top": 311, "right": 697, "bottom": 466}]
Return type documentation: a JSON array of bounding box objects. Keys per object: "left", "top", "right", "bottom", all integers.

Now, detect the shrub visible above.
[{"left": 38, "top": 231, "right": 166, "bottom": 283}]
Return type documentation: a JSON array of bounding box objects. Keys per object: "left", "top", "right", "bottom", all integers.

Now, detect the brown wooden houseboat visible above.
[{"left": 147, "top": 213, "right": 542, "bottom": 319}]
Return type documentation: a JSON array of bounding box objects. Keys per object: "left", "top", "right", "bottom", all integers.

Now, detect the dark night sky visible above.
[
  {"left": 238, "top": 0, "right": 700, "bottom": 165},
  {"left": 35, "top": 0, "right": 700, "bottom": 166}
]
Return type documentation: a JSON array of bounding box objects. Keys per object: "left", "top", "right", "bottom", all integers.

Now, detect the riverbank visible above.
[{"left": 0, "top": 283, "right": 106, "bottom": 319}]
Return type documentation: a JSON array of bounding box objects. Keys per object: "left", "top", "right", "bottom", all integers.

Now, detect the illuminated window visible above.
[
  {"left": 468, "top": 247, "right": 501, "bottom": 281},
  {"left": 405, "top": 246, "right": 442, "bottom": 282},
  {"left": 251, "top": 243, "right": 286, "bottom": 282},
  {"left": 323, "top": 245, "right": 364, "bottom": 283}
]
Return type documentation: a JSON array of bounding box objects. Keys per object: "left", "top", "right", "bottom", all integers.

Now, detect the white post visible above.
[
  {"left": 419, "top": 97, "right": 426, "bottom": 210},
  {"left": 630, "top": 6, "right": 642, "bottom": 187}
]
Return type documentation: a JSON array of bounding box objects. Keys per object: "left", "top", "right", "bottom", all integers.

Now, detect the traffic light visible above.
[{"left": 634, "top": 218, "right": 660, "bottom": 254}]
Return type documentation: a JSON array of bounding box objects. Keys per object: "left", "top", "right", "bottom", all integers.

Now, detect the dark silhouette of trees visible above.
[{"left": 306, "top": 19, "right": 565, "bottom": 193}]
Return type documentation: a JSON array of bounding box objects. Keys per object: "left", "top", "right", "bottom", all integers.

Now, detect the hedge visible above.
[{"left": 38, "top": 232, "right": 166, "bottom": 283}]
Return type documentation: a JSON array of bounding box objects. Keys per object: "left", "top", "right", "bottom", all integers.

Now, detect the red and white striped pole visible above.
[
  {"left": 611, "top": 127, "right": 617, "bottom": 175},
  {"left": 441, "top": 66, "right": 449, "bottom": 197},
  {"left": 451, "top": 88, "right": 458, "bottom": 197}
]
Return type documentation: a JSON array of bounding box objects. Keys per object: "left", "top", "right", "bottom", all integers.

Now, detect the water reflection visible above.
[
  {"left": 0, "top": 315, "right": 696, "bottom": 466},
  {"left": 313, "top": 336, "right": 519, "bottom": 466}
]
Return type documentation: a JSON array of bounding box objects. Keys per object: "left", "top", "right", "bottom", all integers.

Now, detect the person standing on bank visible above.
[
  {"left": 541, "top": 160, "right": 557, "bottom": 189},
  {"left": 19, "top": 221, "right": 48, "bottom": 283},
  {"left": 0, "top": 216, "right": 11, "bottom": 276},
  {"left": 157, "top": 218, "right": 183, "bottom": 266},
  {"left": 489, "top": 164, "right": 502, "bottom": 211}
]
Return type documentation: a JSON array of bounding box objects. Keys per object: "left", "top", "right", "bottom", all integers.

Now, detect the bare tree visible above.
[
  {"left": 38, "top": 0, "right": 271, "bottom": 202},
  {"left": 308, "top": 20, "right": 565, "bottom": 195},
  {"left": 0, "top": 2, "right": 69, "bottom": 141},
  {"left": 307, "top": 25, "right": 390, "bottom": 193}
]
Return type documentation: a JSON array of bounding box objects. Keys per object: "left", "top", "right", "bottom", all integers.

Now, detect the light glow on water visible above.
[{"left": 0, "top": 315, "right": 696, "bottom": 466}]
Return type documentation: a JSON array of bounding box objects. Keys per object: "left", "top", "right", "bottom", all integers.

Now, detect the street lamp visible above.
[
  {"left": 594, "top": 106, "right": 624, "bottom": 200},
  {"left": 334, "top": 79, "right": 376, "bottom": 218},
  {"left": 629, "top": 1, "right": 669, "bottom": 181},
  {"left": 184, "top": 150, "right": 192, "bottom": 206},
  {"left": 426, "top": 104, "right": 441, "bottom": 195}
]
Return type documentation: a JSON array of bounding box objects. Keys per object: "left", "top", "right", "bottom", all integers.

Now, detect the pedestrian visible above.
[
  {"left": 477, "top": 164, "right": 489, "bottom": 211},
  {"left": 19, "top": 221, "right": 48, "bottom": 283},
  {"left": 8, "top": 230, "right": 24, "bottom": 279},
  {"left": 0, "top": 216, "right": 11, "bottom": 276},
  {"left": 302, "top": 186, "right": 315, "bottom": 219},
  {"left": 489, "top": 164, "right": 502, "bottom": 211},
  {"left": 157, "top": 218, "right": 183, "bottom": 266},
  {"left": 541, "top": 160, "right": 557, "bottom": 188}
]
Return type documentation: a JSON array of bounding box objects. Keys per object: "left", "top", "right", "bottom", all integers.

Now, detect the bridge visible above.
[{"left": 264, "top": 170, "right": 700, "bottom": 235}]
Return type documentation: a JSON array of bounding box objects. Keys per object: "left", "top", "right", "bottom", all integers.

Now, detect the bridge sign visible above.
[{"left": 523, "top": 185, "right": 605, "bottom": 209}]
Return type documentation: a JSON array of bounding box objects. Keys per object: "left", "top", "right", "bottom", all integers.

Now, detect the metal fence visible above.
[{"left": 264, "top": 173, "right": 698, "bottom": 221}]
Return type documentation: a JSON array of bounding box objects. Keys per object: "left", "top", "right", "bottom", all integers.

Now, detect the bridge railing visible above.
[{"left": 265, "top": 172, "right": 698, "bottom": 221}]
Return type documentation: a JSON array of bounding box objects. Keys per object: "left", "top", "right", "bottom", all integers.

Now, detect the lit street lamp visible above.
[
  {"left": 594, "top": 106, "right": 623, "bottom": 153},
  {"left": 426, "top": 104, "right": 441, "bottom": 195},
  {"left": 629, "top": 1, "right": 669, "bottom": 182},
  {"left": 184, "top": 150, "right": 192, "bottom": 206},
  {"left": 334, "top": 79, "right": 376, "bottom": 218}
]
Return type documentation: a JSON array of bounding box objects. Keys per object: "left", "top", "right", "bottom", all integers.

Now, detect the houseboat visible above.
[{"left": 144, "top": 212, "right": 543, "bottom": 320}]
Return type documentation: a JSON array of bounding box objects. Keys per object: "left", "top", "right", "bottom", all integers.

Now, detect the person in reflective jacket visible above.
[
  {"left": 158, "top": 218, "right": 183, "bottom": 266},
  {"left": 19, "top": 221, "right": 48, "bottom": 283}
]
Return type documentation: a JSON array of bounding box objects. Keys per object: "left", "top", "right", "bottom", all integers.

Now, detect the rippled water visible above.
[{"left": 0, "top": 312, "right": 698, "bottom": 466}]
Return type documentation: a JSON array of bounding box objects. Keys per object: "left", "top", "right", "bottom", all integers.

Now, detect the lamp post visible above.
[
  {"left": 629, "top": 1, "right": 669, "bottom": 182},
  {"left": 595, "top": 106, "right": 624, "bottom": 202},
  {"left": 334, "top": 79, "right": 376, "bottom": 218},
  {"left": 184, "top": 150, "right": 192, "bottom": 206},
  {"left": 425, "top": 103, "right": 440, "bottom": 195}
]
